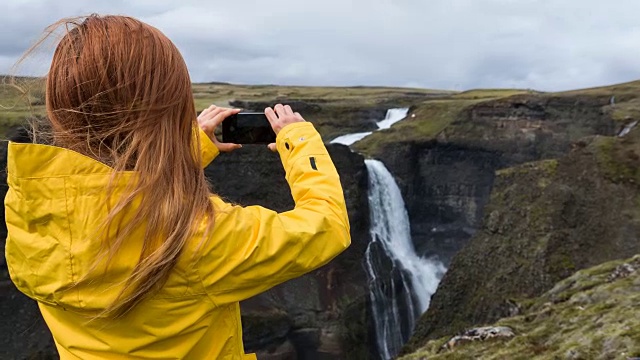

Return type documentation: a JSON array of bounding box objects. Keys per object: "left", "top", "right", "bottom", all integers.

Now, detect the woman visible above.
[{"left": 5, "top": 15, "right": 350, "bottom": 359}]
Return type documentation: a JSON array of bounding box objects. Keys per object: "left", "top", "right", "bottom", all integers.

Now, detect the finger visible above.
[
  {"left": 205, "top": 107, "right": 227, "bottom": 120},
  {"left": 215, "top": 142, "right": 243, "bottom": 152},
  {"left": 267, "top": 143, "right": 277, "bottom": 152},
  {"left": 203, "top": 104, "right": 217, "bottom": 114},
  {"left": 265, "top": 107, "right": 278, "bottom": 124},
  {"left": 200, "top": 104, "right": 216, "bottom": 115},
  {"left": 201, "top": 109, "right": 236, "bottom": 133},
  {"left": 294, "top": 112, "right": 305, "bottom": 121},
  {"left": 200, "top": 108, "right": 228, "bottom": 128},
  {"left": 284, "top": 105, "right": 294, "bottom": 116},
  {"left": 198, "top": 105, "right": 217, "bottom": 120},
  {"left": 274, "top": 104, "right": 286, "bottom": 117},
  {"left": 199, "top": 107, "right": 225, "bottom": 127},
  {"left": 211, "top": 108, "right": 240, "bottom": 127}
]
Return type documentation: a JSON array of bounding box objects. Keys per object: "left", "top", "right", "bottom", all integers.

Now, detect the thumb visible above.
[{"left": 267, "top": 143, "right": 277, "bottom": 152}]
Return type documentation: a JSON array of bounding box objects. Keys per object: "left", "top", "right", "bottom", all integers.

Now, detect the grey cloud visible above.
[{"left": 2, "top": 0, "right": 640, "bottom": 91}]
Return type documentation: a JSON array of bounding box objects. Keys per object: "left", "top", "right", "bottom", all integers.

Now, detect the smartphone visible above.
[{"left": 222, "top": 112, "right": 276, "bottom": 144}]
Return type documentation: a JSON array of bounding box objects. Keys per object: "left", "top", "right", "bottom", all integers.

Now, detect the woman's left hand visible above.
[{"left": 197, "top": 105, "right": 242, "bottom": 152}]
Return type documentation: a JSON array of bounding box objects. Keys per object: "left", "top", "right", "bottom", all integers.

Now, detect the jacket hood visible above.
[{"left": 5, "top": 142, "right": 145, "bottom": 313}]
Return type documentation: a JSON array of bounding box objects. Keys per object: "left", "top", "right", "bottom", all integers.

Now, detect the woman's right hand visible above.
[{"left": 265, "top": 104, "right": 306, "bottom": 152}]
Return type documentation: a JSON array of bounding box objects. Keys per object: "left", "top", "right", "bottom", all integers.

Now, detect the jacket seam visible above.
[
  {"left": 62, "top": 178, "right": 76, "bottom": 286},
  {"left": 208, "top": 274, "right": 292, "bottom": 295},
  {"left": 148, "top": 292, "right": 209, "bottom": 300},
  {"left": 196, "top": 253, "right": 220, "bottom": 308}
]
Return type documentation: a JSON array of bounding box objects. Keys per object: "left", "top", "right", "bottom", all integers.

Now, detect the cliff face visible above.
[
  {"left": 0, "top": 132, "right": 373, "bottom": 359},
  {"left": 365, "top": 92, "right": 618, "bottom": 264},
  {"left": 404, "top": 128, "right": 640, "bottom": 353}
]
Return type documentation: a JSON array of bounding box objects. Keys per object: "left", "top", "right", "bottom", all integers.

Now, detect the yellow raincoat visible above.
[{"left": 5, "top": 122, "right": 351, "bottom": 359}]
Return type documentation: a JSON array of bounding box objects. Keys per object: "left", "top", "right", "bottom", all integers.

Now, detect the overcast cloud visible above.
[{"left": 2, "top": 0, "right": 640, "bottom": 91}]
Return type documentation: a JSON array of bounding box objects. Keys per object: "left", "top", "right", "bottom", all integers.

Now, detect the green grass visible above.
[
  {"left": 451, "top": 89, "right": 539, "bottom": 100},
  {"left": 0, "top": 77, "right": 45, "bottom": 137},
  {"left": 191, "top": 83, "right": 454, "bottom": 111}
]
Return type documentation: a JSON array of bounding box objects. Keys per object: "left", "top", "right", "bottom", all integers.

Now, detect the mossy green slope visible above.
[
  {"left": 400, "top": 254, "right": 640, "bottom": 360},
  {"left": 403, "top": 128, "right": 640, "bottom": 354}
]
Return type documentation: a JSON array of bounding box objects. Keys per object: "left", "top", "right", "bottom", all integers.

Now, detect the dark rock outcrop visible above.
[{"left": 440, "top": 94, "right": 618, "bottom": 162}]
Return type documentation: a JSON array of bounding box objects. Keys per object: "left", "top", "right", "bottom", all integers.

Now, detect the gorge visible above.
[{"left": 2, "top": 80, "right": 640, "bottom": 358}]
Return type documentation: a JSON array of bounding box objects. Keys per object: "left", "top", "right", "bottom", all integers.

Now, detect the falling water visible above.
[
  {"left": 364, "top": 160, "right": 446, "bottom": 359},
  {"left": 330, "top": 108, "right": 446, "bottom": 359},
  {"left": 331, "top": 108, "right": 410, "bottom": 146},
  {"left": 618, "top": 120, "right": 638, "bottom": 137}
]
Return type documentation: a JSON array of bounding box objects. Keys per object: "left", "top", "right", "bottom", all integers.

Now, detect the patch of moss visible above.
[
  {"left": 496, "top": 159, "right": 558, "bottom": 178},
  {"left": 593, "top": 135, "right": 640, "bottom": 184},
  {"left": 608, "top": 98, "right": 640, "bottom": 122},
  {"left": 339, "top": 295, "right": 372, "bottom": 360}
]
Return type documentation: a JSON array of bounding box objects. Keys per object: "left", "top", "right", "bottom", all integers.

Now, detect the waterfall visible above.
[
  {"left": 364, "top": 160, "right": 446, "bottom": 359},
  {"left": 330, "top": 108, "right": 446, "bottom": 359},
  {"left": 618, "top": 120, "right": 638, "bottom": 137}
]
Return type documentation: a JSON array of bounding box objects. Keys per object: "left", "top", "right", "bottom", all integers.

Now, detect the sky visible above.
[{"left": 2, "top": 0, "right": 640, "bottom": 91}]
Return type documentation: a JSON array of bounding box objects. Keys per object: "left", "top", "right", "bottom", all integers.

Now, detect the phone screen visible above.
[{"left": 222, "top": 113, "right": 276, "bottom": 144}]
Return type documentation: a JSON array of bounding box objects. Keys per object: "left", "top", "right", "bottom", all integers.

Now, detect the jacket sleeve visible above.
[
  {"left": 197, "top": 122, "right": 351, "bottom": 305},
  {"left": 198, "top": 127, "right": 220, "bottom": 168}
]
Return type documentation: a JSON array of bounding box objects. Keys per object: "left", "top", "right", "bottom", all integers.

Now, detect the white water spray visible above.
[{"left": 364, "top": 159, "right": 446, "bottom": 359}]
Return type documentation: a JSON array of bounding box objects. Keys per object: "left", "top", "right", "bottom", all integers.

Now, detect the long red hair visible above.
[{"left": 39, "top": 14, "right": 214, "bottom": 317}]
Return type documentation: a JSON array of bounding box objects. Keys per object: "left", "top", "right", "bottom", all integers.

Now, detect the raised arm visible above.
[{"left": 197, "top": 106, "right": 351, "bottom": 305}]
